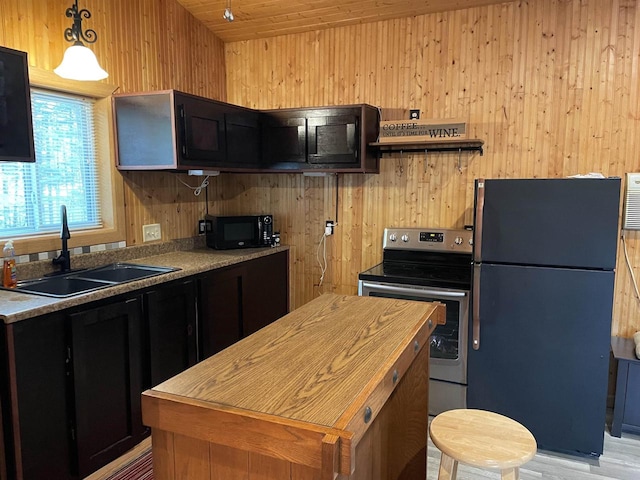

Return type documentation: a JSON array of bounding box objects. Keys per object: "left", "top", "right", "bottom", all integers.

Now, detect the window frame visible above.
[{"left": 1, "top": 66, "right": 125, "bottom": 255}]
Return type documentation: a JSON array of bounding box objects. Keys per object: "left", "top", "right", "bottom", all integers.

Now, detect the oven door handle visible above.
[{"left": 360, "top": 282, "right": 467, "bottom": 298}]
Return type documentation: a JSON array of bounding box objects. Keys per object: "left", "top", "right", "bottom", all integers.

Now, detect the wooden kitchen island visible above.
[{"left": 142, "top": 293, "right": 444, "bottom": 480}]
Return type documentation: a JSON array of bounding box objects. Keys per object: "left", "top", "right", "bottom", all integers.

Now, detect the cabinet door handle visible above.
[{"left": 179, "top": 104, "right": 187, "bottom": 156}]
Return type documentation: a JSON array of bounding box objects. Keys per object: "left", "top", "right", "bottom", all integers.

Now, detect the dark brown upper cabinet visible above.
[
  {"left": 113, "top": 90, "right": 379, "bottom": 173},
  {"left": 308, "top": 111, "right": 358, "bottom": 165},
  {"left": 261, "top": 104, "right": 380, "bottom": 173},
  {"left": 177, "top": 92, "right": 227, "bottom": 166},
  {"left": 113, "top": 90, "right": 262, "bottom": 171},
  {"left": 114, "top": 90, "right": 228, "bottom": 171},
  {"left": 220, "top": 104, "right": 261, "bottom": 168},
  {"left": 261, "top": 111, "right": 307, "bottom": 168},
  {"left": 0, "top": 46, "right": 35, "bottom": 162}
]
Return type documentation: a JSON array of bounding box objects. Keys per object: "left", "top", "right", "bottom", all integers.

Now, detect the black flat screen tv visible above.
[{"left": 0, "top": 45, "right": 35, "bottom": 162}]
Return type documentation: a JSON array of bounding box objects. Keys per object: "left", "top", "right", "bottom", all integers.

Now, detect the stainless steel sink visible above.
[
  {"left": 15, "top": 276, "right": 112, "bottom": 297},
  {"left": 10, "top": 263, "right": 179, "bottom": 298},
  {"left": 76, "top": 263, "right": 178, "bottom": 283}
]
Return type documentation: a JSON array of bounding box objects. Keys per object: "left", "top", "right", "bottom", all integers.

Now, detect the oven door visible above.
[{"left": 358, "top": 280, "right": 469, "bottom": 385}]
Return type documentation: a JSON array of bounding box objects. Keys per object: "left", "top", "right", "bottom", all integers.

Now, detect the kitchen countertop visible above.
[{"left": 0, "top": 246, "right": 289, "bottom": 324}]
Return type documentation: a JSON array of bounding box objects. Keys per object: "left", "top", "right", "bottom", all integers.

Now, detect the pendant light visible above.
[{"left": 54, "top": 0, "right": 108, "bottom": 81}]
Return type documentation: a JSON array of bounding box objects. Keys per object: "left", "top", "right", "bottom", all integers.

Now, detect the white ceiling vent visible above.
[{"left": 623, "top": 173, "right": 640, "bottom": 230}]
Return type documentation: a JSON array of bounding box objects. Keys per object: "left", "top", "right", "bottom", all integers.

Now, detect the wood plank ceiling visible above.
[{"left": 175, "top": 0, "right": 514, "bottom": 42}]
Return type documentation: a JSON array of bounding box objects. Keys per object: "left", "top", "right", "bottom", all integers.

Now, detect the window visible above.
[{"left": 0, "top": 89, "right": 101, "bottom": 237}]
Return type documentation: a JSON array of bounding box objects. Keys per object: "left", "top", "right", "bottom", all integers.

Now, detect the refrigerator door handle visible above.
[
  {"left": 474, "top": 178, "right": 485, "bottom": 263},
  {"left": 472, "top": 263, "right": 481, "bottom": 350}
]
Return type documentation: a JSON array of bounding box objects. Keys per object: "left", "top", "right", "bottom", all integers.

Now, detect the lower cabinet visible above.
[
  {"left": 69, "top": 297, "right": 145, "bottom": 478},
  {"left": 4, "top": 296, "right": 147, "bottom": 480},
  {"left": 5, "top": 313, "right": 69, "bottom": 480},
  {"left": 145, "top": 279, "right": 197, "bottom": 387},
  {"left": 1, "top": 252, "right": 286, "bottom": 479},
  {"left": 199, "top": 251, "right": 289, "bottom": 358}
]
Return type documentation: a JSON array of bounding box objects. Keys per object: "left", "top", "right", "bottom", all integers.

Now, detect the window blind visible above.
[{"left": 0, "top": 88, "right": 101, "bottom": 237}]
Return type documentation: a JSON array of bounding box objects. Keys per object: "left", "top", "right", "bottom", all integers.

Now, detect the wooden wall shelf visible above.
[{"left": 370, "top": 138, "right": 484, "bottom": 156}]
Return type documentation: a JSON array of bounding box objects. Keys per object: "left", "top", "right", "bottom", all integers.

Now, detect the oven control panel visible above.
[
  {"left": 383, "top": 227, "right": 473, "bottom": 253},
  {"left": 420, "top": 232, "right": 444, "bottom": 242}
]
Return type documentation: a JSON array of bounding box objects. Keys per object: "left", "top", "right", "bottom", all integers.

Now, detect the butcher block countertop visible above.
[
  {"left": 0, "top": 244, "right": 288, "bottom": 324},
  {"left": 142, "top": 293, "right": 445, "bottom": 479}
]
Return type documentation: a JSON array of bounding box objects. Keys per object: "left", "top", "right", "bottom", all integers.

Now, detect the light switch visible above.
[{"left": 142, "top": 223, "right": 161, "bottom": 242}]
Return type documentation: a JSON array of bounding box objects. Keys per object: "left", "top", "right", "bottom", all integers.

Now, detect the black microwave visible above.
[{"left": 205, "top": 215, "right": 273, "bottom": 250}]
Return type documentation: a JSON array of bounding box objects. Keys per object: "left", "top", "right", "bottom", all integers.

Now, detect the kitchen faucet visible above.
[{"left": 52, "top": 205, "right": 71, "bottom": 273}]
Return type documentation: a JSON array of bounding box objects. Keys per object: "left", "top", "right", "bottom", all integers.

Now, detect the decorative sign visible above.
[{"left": 378, "top": 119, "right": 467, "bottom": 143}]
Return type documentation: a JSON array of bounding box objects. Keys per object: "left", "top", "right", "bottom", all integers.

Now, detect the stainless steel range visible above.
[{"left": 358, "top": 227, "right": 473, "bottom": 415}]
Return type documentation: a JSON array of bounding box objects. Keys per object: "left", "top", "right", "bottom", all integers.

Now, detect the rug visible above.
[{"left": 105, "top": 448, "right": 153, "bottom": 480}]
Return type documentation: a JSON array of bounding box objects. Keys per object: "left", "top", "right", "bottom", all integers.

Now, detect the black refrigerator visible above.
[{"left": 468, "top": 177, "right": 621, "bottom": 457}]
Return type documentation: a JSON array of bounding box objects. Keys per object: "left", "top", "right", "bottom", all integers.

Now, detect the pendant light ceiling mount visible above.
[
  {"left": 223, "top": 0, "right": 235, "bottom": 22},
  {"left": 63, "top": 0, "right": 98, "bottom": 46},
  {"left": 54, "top": 0, "right": 108, "bottom": 81}
]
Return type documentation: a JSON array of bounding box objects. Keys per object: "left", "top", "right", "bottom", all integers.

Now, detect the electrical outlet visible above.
[
  {"left": 325, "top": 220, "right": 334, "bottom": 236},
  {"left": 198, "top": 219, "right": 213, "bottom": 234},
  {"left": 142, "top": 223, "right": 161, "bottom": 242}
]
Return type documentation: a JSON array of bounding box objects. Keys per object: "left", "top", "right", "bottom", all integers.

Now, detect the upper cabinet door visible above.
[
  {"left": 261, "top": 112, "right": 307, "bottom": 167},
  {"left": 307, "top": 112, "right": 359, "bottom": 165},
  {"left": 176, "top": 92, "right": 227, "bottom": 166},
  {"left": 225, "top": 106, "right": 261, "bottom": 167},
  {"left": 0, "top": 46, "right": 35, "bottom": 162},
  {"left": 113, "top": 91, "right": 179, "bottom": 169}
]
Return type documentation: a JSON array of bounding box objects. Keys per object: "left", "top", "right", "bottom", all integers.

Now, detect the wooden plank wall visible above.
[
  {"left": 0, "top": 0, "right": 226, "bottom": 244},
  {"left": 220, "top": 0, "right": 640, "bottom": 336}
]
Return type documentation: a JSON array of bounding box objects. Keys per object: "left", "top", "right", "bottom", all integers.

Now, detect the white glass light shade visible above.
[{"left": 54, "top": 44, "right": 108, "bottom": 81}]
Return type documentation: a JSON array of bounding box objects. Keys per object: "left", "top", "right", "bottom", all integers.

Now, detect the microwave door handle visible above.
[
  {"left": 472, "top": 263, "right": 481, "bottom": 350},
  {"left": 360, "top": 282, "right": 467, "bottom": 298}
]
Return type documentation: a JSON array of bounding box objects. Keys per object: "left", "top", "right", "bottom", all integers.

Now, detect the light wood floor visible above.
[
  {"left": 427, "top": 425, "right": 640, "bottom": 480},
  {"left": 85, "top": 425, "right": 640, "bottom": 480}
]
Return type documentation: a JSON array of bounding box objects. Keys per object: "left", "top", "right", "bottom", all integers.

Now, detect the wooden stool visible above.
[{"left": 429, "top": 409, "right": 537, "bottom": 480}]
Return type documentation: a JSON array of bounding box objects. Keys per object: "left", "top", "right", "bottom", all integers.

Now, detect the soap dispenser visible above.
[{"left": 3, "top": 240, "right": 17, "bottom": 288}]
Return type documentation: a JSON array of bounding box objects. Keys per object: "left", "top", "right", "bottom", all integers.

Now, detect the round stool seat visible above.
[{"left": 429, "top": 409, "right": 537, "bottom": 480}]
